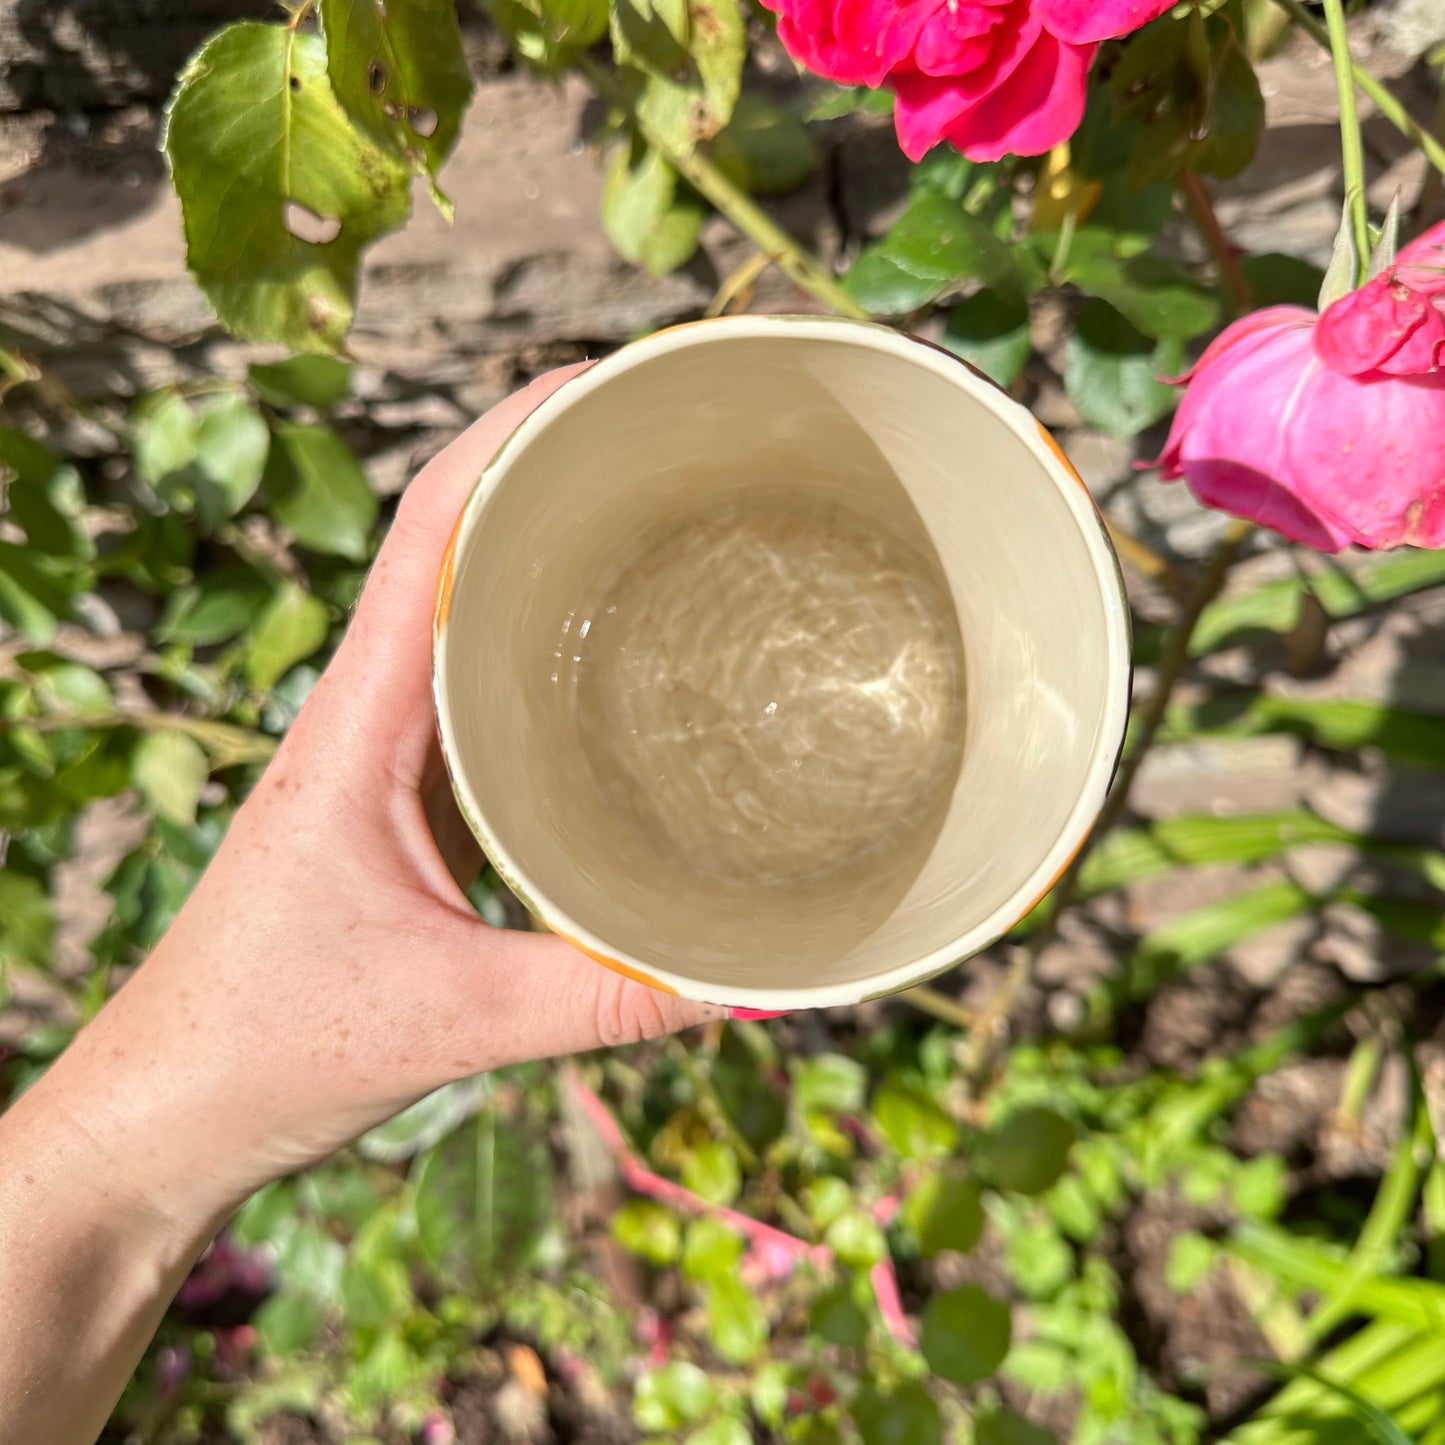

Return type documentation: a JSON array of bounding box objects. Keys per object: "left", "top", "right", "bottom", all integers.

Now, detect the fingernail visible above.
[{"left": 729, "top": 1007, "right": 794, "bottom": 1020}]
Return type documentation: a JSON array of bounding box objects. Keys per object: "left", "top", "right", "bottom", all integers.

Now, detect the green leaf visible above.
[
  {"left": 811, "top": 1285, "right": 869, "bottom": 1347},
  {"left": 853, "top": 1383, "right": 942, "bottom": 1445},
  {"left": 412, "top": 1108, "right": 554, "bottom": 1290},
  {"left": 901, "top": 1172, "right": 984, "bottom": 1257},
  {"left": 1167, "top": 1232, "right": 1217, "bottom": 1293},
  {"left": 975, "top": 1408, "right": 1055, "bottom": 1445},
  {"left": 0, "top": 542, "right": 80, "bottom": 644},
  {"left": 253, "top": 1290, "right": 324, "bottom": 1354},
  {"left": 1006, "top": 1219, "right": 1073, "bottom": 1298},
  {"left": 612, "top": 1198, "right": 683, "bottom": 1264},
  {"left": 263, "top": 421, "right": 377, "bottom": 560},
  {"left": 709, "top": 95, "right": 817, "bottom": 195},
  {"left": 681, "top": 1139, "right": 742, "bottom": 1205},
  {"left": 164, "top": 23, "right": 411, "bottom": 353},
  {"left": 793, "top": 1053, "right": 866, "bottom": 1114},
  {"left": 1065, "top": 242, "right": 1220, "bottom": 340},
  {"left": 687, "top": 0, "right": 746, "bottom": 136},
  {"left": 804, "top": 1175, "right": 852, "bottom": 1230},
  {"left": 1166, "top": 694, "right": 1445, "bottom": 771},
  {"left": 682, "top": 1215, "right": 743, "bottom": 1281},
  {"left": 249, "top": 355, "right": 354, "bottom": 410},
  {"left": 318, "top": 0, "right": 472, "bottom": 198},
  {"left": 601, "top": 145, "right": 704, "bottom": 278},
  {"left": 942, "top": 291, "right": 1032, "bottom": 388},
  {"left": 18, "top": 652, "right": 112, "bottom": 716},
  {"left": 1189, "top": 31, "right": 1265, "bottom": 180},
  {"left": 1191, "top": 549, "right": 1445, "bottom": 656},
  {"left": 706, "top": 1274, "right": 769, "bottom": 1362},
  {"left": 356, "top": 1075, "right": 493, "bottom": 1163},
  {"left": 825, "top": 1210, "right": 887, "bottom": 1268},
  {"left": 158, "top": 568, "right": 274, "bottom": 646},
  {"left": 245, "top": 581, "right": 331, "bottom": 690},
  {"left": 132, "top": 730, "right": 210, "bottom": 827},
  {"left": 846, "top": 194, "right": 1028, "bottom": 315},
  {"left": 483, "top": 0, "right": 607, "bottom": 70},
  {"left": 0, "top": 432, "right": 85, "bottom": 558},
  {"left": 0, "top": 872, "right": 53, "bottom": 966},
  {"left": 871, "top": 1077, "right": 959, "bottom": 1161},
  {"left": 634, "top": 1362, "right": 717, "bottom": 1430},
  {"left": 983, "top": 1107, "right": 1077, "bottom": 1197},
  {"left": 194, "top": 393, "right": 270, "bottom": 528},
  {"left": 1127, "top": 880, "right": 1313, "bottom": 998},
  {"left": 920, "top": 1284, "right": 1012, "bottom": 1387},
  {"left": 1064, "top": 299, "right": 1183, "bottom": 439},
  {"left": 1237, "top": 252, "right": 1328, "bottom": 310},
  {"left": 1233, "top": 1154, "right": 1287, "bottom": 1220},
  {"left": 686, "top": 1416, "right": 752, "bottom": 1445},
  {"left": 133, "top": 389, "right": 199, "bottom": 492}
]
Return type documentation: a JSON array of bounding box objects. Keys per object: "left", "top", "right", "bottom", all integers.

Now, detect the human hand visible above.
[{"left": 15, "top": 364, "right": 714, "bottom": 1241}]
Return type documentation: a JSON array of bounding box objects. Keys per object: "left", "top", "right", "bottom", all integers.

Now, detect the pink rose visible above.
[
  {"left": 763, "top": 0, "right": 1174, "bottom": 160},
  {"left": 1154, "top": 221, "right": 1445, "bottom": 552}
]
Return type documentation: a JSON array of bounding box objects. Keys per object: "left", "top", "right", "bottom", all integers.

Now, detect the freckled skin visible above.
[{"left": 0, "top": 367, "right": 711, "bottom": 1445}]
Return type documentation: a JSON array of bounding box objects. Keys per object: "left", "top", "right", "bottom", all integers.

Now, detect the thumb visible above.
[{"left": 426, "top": 925, "right": 716, "bottom": 1074}]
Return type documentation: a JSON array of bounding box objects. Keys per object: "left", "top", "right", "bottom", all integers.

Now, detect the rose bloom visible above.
[
  {"left": 763, "top": 0, "right": 1174, "bottom": 160},
  {"left": 1156, "top": 221, "right": 1445, "bottom": 552}
]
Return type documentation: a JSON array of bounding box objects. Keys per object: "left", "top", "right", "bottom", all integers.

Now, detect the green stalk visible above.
[
  {"left": 1274, "top": 0, "right": 1445, "bottom": 181},
  {"left": 1321, "top": 0, "right": 1371, "bottom": 267},
  {"left": 578, "top": 56, "right": 870, "bottom": 321}
]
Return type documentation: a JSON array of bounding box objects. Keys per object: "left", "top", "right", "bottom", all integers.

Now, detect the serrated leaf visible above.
[
  {"left": 246, "top": 581, "right": 330, "bottom": 690},
  {"left": 902, "top": 1172, "right": 984, "bottom": 1257},
  {"left": 1065, "top": 243, "right": 1220, "bottom": 340},
  {"left": 602, "top": 144, "right": 704, "bottom": 277},
  {"left": 846, "top": 194, "right": 1027, "bottom": 314},
  {"left": 920, "top": 1284, "right": 1012, "bottom": 1387},
  {"left": 164, "top": 23, "right": 411, "bottom": 353},
  {"left": 319, "top": 0, "right": 472, "bottom": 192},
  {"left": 263, "top": 421, "right": 377, "bottom": 560},
  {"left": 249, "top": 355, "right": 354, "bottom": 410},
  {"left": 132, "top": 730, "right": 211, "bottom": 827},
  {"left": 854, "top": 1383, "right": 942, "bottom": 1445},
  {"left": 942, "top": 291, "right": 1032, "bottom": 387},
  {"left": 1064, "top": 299, "right": 1183, "bottom": 439}
]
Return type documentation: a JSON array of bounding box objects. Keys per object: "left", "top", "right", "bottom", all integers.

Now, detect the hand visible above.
[{"left": 0, "top": 367, "right": 712, "bottom": 1445}]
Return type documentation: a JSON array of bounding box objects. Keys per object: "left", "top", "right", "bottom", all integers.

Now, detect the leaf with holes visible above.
[
  {"left": 319, "top": 0, "right": 472, "bottom": 212},
  {"left": 165, "top": 22, "right": 411, "bottom": 352}
]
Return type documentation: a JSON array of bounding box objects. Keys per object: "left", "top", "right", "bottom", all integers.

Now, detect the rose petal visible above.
[
  {"left": 1315, "top": 276, "right": 1435, "bottom": 377},
  {"left": 1032, "top": 0, "right": 1174, "bottom": 44},
  {"left": 940, "top": 28, "right": 1094, "bottom": 161}
]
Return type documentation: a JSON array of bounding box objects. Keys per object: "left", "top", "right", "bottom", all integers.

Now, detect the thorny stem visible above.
[
  {"left": 960, "top": 519, "right": 1253, "bottom": 1082},
  {"left": 1320, "top": 0, "right": 1371, "bottom": 268},
  {"left": 1274, "top": 0, "right": 1445, "bottom": 182},
  {"left": 576, "top": 56, "right": 870, "bottom": 322},
  {"left": 1178, "top": 171, "right": 1253, "bottom": 316}
]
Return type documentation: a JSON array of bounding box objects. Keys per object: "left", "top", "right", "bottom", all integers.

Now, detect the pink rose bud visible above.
[
  {"left": 759, "top": 0, "right": 1173, "bottom": 161},
  {"left": 1154, "top": 221, "right": 1445, "bottom": 552}
]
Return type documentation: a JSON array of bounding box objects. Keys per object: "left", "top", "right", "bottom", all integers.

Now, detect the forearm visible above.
[{"left": 0, "top": 1034, "right": 228, "bottom": 1445}]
